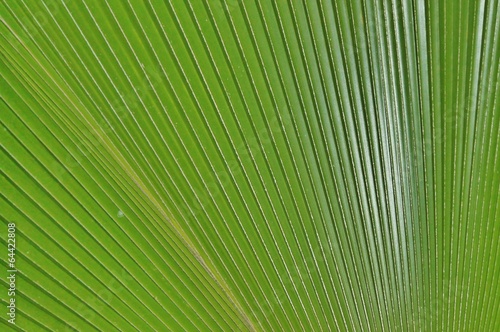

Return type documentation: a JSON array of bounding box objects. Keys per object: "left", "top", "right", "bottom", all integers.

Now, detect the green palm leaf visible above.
[{"left": 1, "top": 0, "right": 499, "bottom": 331}]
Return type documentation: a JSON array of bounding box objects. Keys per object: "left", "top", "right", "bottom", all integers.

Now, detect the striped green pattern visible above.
[{"left": 1, "top": 0, "right": 499, "bottom": 331}]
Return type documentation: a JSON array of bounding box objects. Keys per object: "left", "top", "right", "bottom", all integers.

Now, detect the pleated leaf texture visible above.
[{"left": 1, "top": 0, "right": 499, "bottom": 331}]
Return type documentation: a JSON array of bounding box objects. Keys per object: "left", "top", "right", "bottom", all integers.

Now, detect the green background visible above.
[{"left": 1, "top": 0, "right": 499, "bottom": 330}]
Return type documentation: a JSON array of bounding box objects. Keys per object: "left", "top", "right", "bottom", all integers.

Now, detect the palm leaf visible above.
[{"left": 1, "top": 0, "right": 499, "bottom": 331}]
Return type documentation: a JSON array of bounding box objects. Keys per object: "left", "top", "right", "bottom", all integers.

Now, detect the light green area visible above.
[{"left": 1, "top": 0, "right": 499, "bottom": 331}]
